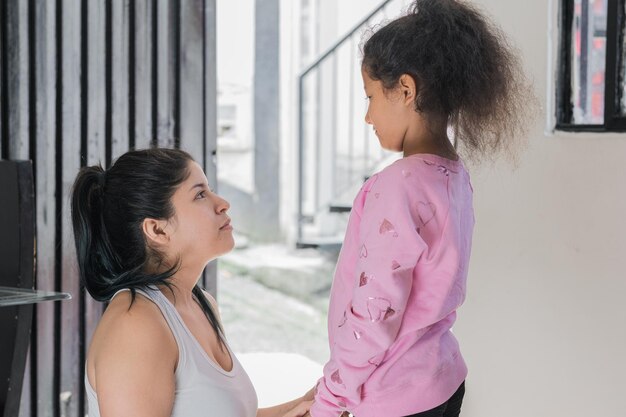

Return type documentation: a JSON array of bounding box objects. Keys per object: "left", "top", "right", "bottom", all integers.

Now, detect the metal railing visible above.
[{"left": 297, "top": 0, "right": 408, "bottom": 244}]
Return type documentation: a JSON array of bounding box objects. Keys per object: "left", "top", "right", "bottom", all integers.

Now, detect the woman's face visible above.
[{"left": 166, "top": 161, "right": 234, "bottom": 267}]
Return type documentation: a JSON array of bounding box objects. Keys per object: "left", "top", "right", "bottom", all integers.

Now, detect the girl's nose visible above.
[{"left": 365, "top": 111, "right": 372, "bottom": 125}]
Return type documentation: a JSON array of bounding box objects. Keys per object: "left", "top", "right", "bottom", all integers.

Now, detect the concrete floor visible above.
[{"left": 218, "top": 248, "right": 332, "bottom": 408}]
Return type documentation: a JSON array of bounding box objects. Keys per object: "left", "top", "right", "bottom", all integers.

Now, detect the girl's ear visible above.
[
  {"left": 142, "top": 218, "right": 171, "bottom": 247},
  {"left": 399, "top": 74, "right": 417, "bottom": 106}
]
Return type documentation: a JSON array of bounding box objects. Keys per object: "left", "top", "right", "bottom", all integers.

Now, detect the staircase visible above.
[{"left": 296, "top": 0, "right": 408, "bottom": 249}]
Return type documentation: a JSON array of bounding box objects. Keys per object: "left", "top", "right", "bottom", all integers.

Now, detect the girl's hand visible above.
[{"left": 282, "top": 400, "right": 313, "bottom": 417}]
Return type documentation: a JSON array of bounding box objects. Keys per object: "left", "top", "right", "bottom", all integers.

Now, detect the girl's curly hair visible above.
[{"left": 361, "top": 0, "right": 535, "bottom": 163}]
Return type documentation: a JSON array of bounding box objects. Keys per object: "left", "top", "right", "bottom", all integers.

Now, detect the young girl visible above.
[
  {"left": 71, "top": 148, "right": 313, "bottom": 417},
  {"left": 310, "top": 1, "right": 531, "bottom": 416}
]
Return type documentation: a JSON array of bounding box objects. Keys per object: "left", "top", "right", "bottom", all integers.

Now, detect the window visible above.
[
  {"left": 218, "top": 104, "right": 237, "bottom": 138},
  {"left": 557, "top": 0, "right": 626, "bottom": 130}
]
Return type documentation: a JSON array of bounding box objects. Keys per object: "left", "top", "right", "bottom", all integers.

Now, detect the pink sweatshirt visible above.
[{"left": 311, "top": 154, "right": 474, "bottom": 417}]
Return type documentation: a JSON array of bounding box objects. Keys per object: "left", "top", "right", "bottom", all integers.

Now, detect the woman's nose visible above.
[{"left": 215, "top": 195, "right": 230, "bottom": 213}]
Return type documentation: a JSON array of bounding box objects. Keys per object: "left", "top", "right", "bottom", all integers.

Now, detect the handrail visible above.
[
  {"left": 297, "top": 0, "right": 400, "bottom": 244},
  {"left": 299, "top": 0, "right": 395, "bottom": 78}
]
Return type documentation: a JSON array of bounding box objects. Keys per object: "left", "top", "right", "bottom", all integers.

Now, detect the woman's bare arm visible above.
[{"left": 94, "top": 298, "right": 178, "bottom": 417}]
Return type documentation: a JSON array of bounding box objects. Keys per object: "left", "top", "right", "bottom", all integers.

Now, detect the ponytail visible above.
[{"left": 71, "top": 165, "right": 122, "bottom": 300}]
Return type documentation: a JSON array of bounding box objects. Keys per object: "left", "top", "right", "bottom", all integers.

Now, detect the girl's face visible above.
[
  {"left": 361, "top": 67, "right": 410, "bottom": 152},
  {"left": 167, "top": 161, "right": 234, "bottom": 267}
]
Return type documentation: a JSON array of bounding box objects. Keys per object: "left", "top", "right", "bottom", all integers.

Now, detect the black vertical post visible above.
[
  {"left": 603, "top": 0, "right": 626, "bottom": 128},
  {"left": 105, "top": 0, "right": 112, "bottom": 166},
  {"left": 129, "top": 0, "right": 136, "bottom": 150},
  {"left": 557, "top": 0, "right": 575, "bottom": 125},
  {"left": 53, "top": 1, "right": 63, "bottom": 415},
  {"left": 0, "top": 0, "right": 9, "bottom": 159}
]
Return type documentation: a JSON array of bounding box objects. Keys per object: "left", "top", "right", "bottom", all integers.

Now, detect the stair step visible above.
[
  {"left": 329, "top": 203, "right": 352, "bottom": 213},
  {"left": 296, "top": 236, "right": 343, "bottom": 251}
]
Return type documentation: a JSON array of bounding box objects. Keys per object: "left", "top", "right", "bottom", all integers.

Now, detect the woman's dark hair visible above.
[
  {"left": 362, "top": 0, "right": 535, "bottom": 162},
  {"left": 71, "top": 148, "right": 225, "bottom": 343}
]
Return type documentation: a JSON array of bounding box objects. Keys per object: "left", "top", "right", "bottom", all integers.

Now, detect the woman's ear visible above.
[
  {"left": 142, "top": 218, "right": 171, "bottom": 247},
  {"left": 398, "top": 74, "right": 417, "bottom": 106}
]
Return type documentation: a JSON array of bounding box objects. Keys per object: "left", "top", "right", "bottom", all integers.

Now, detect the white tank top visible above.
[{"left": 85, "top": 287, "right": 258, "bottom": 417}]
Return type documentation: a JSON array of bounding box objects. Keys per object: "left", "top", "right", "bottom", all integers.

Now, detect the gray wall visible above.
[{"left": 0, "top": 1, "right": 217, "bottom": 416}]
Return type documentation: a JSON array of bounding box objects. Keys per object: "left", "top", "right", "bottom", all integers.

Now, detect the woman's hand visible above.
[{"left": 281, "top": 400, "right": 313, "bottom": 417}]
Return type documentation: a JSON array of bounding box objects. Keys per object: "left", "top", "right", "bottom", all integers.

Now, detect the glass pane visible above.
[{"left": 571, "top": 0, "right": 607, "bottom": 124}]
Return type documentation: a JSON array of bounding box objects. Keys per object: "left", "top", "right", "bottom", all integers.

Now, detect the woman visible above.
[{"left": 71, "top": 148, "right": 313, "bottom": 417}]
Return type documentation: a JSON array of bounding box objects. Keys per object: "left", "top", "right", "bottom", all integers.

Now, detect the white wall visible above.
[{"left": 454, "top": 1, "right": 626, "bottom": 416}]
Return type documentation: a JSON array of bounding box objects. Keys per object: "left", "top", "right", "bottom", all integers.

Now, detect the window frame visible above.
[{"left": 557, "top": 0, "right": 626, "bottom": 131}]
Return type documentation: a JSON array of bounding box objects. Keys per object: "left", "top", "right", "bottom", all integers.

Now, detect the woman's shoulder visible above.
[
  {"left": 106, "top": 289, "right": 156, "bottom": 315},
  {"left": 91, "top": 291, "right": 177, "bottom": 367}
]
